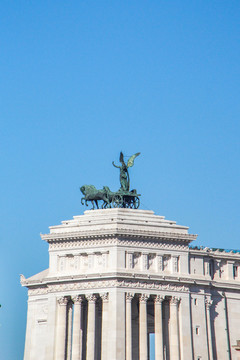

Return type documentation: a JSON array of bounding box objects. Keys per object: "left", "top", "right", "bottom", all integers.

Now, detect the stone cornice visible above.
[
  {"left": 41, "top": 228, "right": 197, "bottom": 244},
  {"left": 21, "top": 271, "right": 240, "bottom": 293},
  {"left": 26, "top": 278, "right": 190, "bottom": 296},
  {"left": 189, "top": 248, "right": 240, "bottom": 259}
]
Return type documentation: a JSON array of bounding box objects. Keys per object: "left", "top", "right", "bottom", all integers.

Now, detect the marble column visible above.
[
  {"left": 205, "top": 298, "right": 214, "bottom": 360},
  {"left": 154, "top": 295, "right": 164, "bottom": 360},
  {"left": 55, "top": 296, "right": 68, "bottom": 360},
  {"left": 126, "top": 293, "right": 134, "bottom": 360},
  {"left": 86, "top": 294, "right": 97, "bottom": 360},
  {"left": 139, "top": 293, "right": 149, "bottom": 360},
  {"left": 67, "top": 301, "right": 73, "bottom": 360},
  {"left": 100, "top": 293, "right": 109, "bottom": 360},
  {"left": 169, "top": 297, "right": 180, "bottom": 360},
  {"left": 72, "top": 295, "right": 83, "bottom": 360}
]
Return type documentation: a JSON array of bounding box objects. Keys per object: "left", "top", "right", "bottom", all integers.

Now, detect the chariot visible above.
[
  {"left": 80, "top": 152, "right": 141, "bottom": 210},
  {"left": 111, "top": 189, "right": 141, "bottom": 209}
]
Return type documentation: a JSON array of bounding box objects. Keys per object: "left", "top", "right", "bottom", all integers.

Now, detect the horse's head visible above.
[
  {"left": 103, "top": 186, "right": 111, "bottom": 193},
  {"left": 80, "top": 186, "right": 86, "bottom": 195}
]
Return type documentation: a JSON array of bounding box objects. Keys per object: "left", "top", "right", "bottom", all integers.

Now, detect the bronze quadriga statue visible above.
[{"left": 80, "top": 152, "right": 141, "bottom": 210}]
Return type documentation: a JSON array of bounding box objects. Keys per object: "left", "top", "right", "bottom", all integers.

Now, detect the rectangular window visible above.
[
  {"left": 209, "top": 259, "right": 214, "bottom": 279},
  {"left": 233, "top": 265, "right": 238, "bottom": 279},
  {"left": 196, "top": 326, "right": 200, "bottom": 335}
]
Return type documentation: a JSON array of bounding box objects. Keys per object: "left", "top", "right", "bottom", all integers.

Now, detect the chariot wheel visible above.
[
  {"left": 133, "top": 196, "right": 140, "bottom": 209},
  {"left": 127, "top": 197, "right": 135, "bottom": 209},
  {"left": 112, "top": 194, "right": 123, "bottom": 208}
]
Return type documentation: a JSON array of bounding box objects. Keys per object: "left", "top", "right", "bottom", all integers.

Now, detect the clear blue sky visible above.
[{"left": 0, "top": 1, "right": 239, "bottom": 358}]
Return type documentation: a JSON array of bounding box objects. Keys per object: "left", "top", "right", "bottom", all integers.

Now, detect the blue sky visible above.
[{"left": 0, "top": 1, "right": 240, "bottom": 358}]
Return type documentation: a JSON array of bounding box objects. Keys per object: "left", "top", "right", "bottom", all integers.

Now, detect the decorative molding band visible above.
[
  {"left": 48, "top": 238, "right": 187, "bottom": 251},
  {"left": 28, "top": 279, "right": 189, "bottom": 296},
  {"left": 42, "top": 228, "right": 196, "bottom": 243}
]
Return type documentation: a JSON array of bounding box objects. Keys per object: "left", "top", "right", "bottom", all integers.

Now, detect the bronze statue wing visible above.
[
  {"left": 119, "top": 151, "right": 124, "bottom": 163},
  {"left": 127, "top": 152, "right": 140, "bottom": 168}
]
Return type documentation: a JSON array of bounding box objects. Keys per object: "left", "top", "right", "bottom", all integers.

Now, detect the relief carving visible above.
[{"left": 28, "top": 279, "right": 189, "bottom": 296}]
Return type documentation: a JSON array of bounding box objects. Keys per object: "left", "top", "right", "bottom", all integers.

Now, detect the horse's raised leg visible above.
[
  {"left": 95, "top": 200, "right": 99, "bottom": 209},
  {"left": 103, "top": 196, "right": 110, "bottom": 209}
]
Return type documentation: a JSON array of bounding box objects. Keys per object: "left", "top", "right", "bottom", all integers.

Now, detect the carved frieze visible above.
[
  {"left": 57, "top": 251, "right": 109, "bottom": 273},
  {"left": 28, "top": 279, "right": 189, "bottom": 296},
  {"left": 49, "top": 238, "right": 187, "bottom": 251}
]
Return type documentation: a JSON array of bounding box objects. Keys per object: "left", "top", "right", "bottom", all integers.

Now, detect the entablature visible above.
[
  {"left": 42, "top": 229, "right": 196, "bottom": 245},
  {"left": 21, "top": 270, "right": 240, "bottom": 295}
]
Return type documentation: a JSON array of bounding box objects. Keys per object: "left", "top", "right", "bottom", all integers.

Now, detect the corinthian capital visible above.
[
  {"left": 205, "top": 297, "right": 213, "bottom": 310},
  {"left": 154, "top": 295, "right": 165, "bottom": 304},
  {"left": 170, "top": 296, "right": 180, "bottom": 306},
  {"left": 100, "top": 293, "right": 109, "bottom": 302},
  {"left": 72, "top": 295, "right": 83, "bottom": 305},
  {"left": 126, "top": 292, "right": 135, "bottom": 302},
  {"left": 86, "top": 294, "right": 97, "bottom": 303},
  {"left": 139, "top": 293, "right": 150, "bottom": 303},
  {"left": 57, "top": 296, "right": 68, "bottom": 306}
]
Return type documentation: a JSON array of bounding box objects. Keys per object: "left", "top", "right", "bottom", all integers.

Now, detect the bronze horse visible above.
[{"left": 80, "top": 185, "right": 111, "bottom": 209}]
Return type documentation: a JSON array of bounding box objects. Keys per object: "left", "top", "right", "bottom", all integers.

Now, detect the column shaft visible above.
[
  {"left": 72, "top": 296, "right": 83, "bottom": 360},
  {"left": 67, "top": 303, "right": 73, "bottom": 360},
  {"left": 206, "top": 298, "right": 214, "bottom": 360},
  {"left": 154, "top": 295, "right": 164, "bottom": 360},
  {"left": 86, "top": 294, "right": 97, "bottom": 360},
  {"left": 169, "top": 297, "right": 180, "bottom": 360},
  {"left": 55, "top": 297, "right": 68, "bottom": 360},
  {"left": 139, "top": 294, "right": 149, "bottom": 360},
  {"left": 100, "top": 293, "right": 109, "bottom": 360},
  {"left": 126, "top": 293, "right": 134, "bottom": 360}
]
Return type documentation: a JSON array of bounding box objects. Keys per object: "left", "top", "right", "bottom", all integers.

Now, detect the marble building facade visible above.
[{"left": 21, "top": 208, "right": 240, "bottom": 360}]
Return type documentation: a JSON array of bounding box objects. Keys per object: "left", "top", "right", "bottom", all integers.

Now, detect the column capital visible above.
[
  {"left": 139, "top": 293, "right": 149, "bottom": 303},
  {"left": 205, "top": 297, "right": 213, "bottom": 310},
  {"left": 126, "top": 292, "right": 135, "bottom": 302},
  {"left": 170, "top": 296, "right": 181, "bottom": 306},
  {"left": 72, "top": 295, "right": 83, "bottom": 305},
  {"left": 154, "top": 294, "right": 165, "bottom": 304},
  {"left": 99, "top": 292, "right": 109, "bottom": 302},
  {"left": 86, "top": 294, "right": 97, "bottom": 303},
  {"left": 57, "top": 296, "right": 68, "bottom": 306}
]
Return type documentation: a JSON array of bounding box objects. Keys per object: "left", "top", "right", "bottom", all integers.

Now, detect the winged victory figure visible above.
[{"left": 112, "top": 152, "right": 140, "bottom": 192}]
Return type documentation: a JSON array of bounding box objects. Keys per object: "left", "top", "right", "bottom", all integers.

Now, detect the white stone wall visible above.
[{"left": 21, "top": 209, "right": 240, "bottom": 360}]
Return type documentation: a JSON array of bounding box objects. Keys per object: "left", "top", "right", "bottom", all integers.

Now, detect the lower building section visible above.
[{"left": 23, "top": 286, "right": 239, "bottom": 360}]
